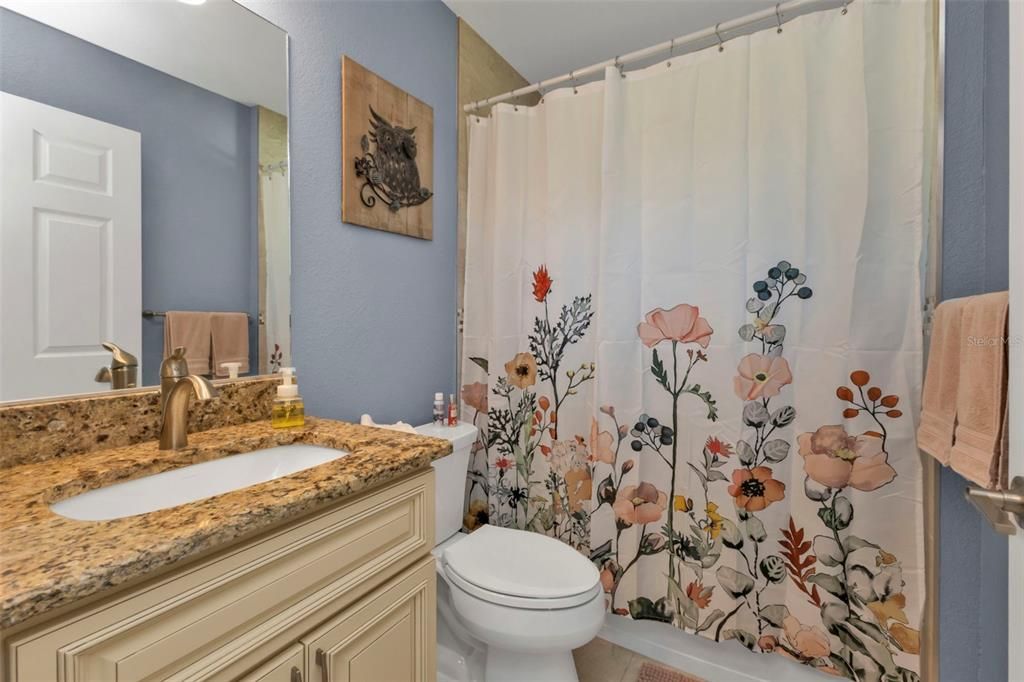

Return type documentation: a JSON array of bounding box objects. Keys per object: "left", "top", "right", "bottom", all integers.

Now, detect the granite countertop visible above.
[{"left": 0, "top": 417, "right": 452, "bottom": 629}]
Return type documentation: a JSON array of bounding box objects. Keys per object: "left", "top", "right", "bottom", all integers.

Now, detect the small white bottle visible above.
[{"left": 433, "top": 392, "right": 445, "bottom": 426}]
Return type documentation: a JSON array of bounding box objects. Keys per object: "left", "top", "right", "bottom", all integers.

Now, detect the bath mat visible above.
[{"left": 635, "top": 661, "right": 705, "bottom": 682}]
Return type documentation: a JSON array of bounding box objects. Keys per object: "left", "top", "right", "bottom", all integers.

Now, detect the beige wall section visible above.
[
  {"left": 456, "top": 19, "right": 539, "bottom": 310},
  {"left": 258, "top": 106, "right": 288, "bottom": 167}
]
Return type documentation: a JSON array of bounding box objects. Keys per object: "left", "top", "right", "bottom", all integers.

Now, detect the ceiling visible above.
[
  {"left": 444, "top": 0, "right": 779, "bottom": 84},
  {"left": 0, "top": 0, "right": 288, "bottom": 114}
]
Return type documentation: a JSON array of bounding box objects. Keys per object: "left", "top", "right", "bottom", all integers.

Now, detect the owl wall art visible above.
[{"left": 342, "top": 56, "right": 434, "bottom": 239}]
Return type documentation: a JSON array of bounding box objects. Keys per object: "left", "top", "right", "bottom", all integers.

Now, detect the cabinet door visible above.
[
  {"left": 304, "top": 557, "right": 435, "bottom": 682},
  {"left": 242, "top": 643, "right": 304, "bottom": 682}
]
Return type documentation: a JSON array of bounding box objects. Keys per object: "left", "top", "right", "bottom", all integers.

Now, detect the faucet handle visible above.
[
  {"left": 95, "top": 366, "right": 112, "bottom": 383},
  {"left": 101, "top": 341, "right": 138, "bottom": 369},
  {"left": 161, "top": 346, "right": 189, "bottom": 379}
]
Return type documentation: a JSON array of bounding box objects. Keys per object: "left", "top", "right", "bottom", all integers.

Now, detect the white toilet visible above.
[{"left": 415, "top": 423, "right": 605, "bottom": 682}]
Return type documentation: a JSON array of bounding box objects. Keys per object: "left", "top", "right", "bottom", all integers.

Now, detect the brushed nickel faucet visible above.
[
  {"left": 95, "top": 342, "right": 138, "bottom": 390},
  {"left": 158, "top": 348, "right": 218, "bottom": 450},
  {"left": 160, "top": 346, "right": 189, "bottom": 414}
]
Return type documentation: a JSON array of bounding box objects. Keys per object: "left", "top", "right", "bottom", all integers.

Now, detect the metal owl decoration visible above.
[{"left": 354, "top": 107, "right": 433, "bottom": 212}]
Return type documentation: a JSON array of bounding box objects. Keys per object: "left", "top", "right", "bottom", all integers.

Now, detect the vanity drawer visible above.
[{"left": 6, "top": 469, "right": 434, "bottom": 682}]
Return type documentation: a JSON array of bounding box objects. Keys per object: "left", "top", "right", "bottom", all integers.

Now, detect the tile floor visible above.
[{"left": 573, "top": 637, "right": 700, "bottom": 682}]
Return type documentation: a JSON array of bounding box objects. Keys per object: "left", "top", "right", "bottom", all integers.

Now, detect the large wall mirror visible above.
[{"left": 0, "top": 0, "right": 291, "bottom": 402}]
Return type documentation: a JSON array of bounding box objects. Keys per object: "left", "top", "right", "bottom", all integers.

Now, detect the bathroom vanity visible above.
[{"left": 0, "top": 413, "right": 451, "bottom": 681}]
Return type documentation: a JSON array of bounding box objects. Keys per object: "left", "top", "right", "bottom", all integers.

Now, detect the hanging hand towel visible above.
[
  {"left": 164, "top": 311, "right": 212, "bottom": 375},
  {"left": 949, "top": 291, "right": 1009, "bottom": 489},
  {"left": 211, "top": 312, "right": 250, "bottom": 377},
  {"left": 917, "top": 297, "right": 968, "bottom": 464}
]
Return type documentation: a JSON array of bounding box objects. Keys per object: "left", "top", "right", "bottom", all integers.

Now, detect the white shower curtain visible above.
[
  {"left": 462, "top": 2, "right": 932, "bottom": 679},
  {"left": 260, "top": 167, "right": 291, "bottom": 372}
]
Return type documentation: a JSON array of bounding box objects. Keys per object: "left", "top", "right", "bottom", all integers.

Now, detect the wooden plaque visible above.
[{"left": 342, "top": 56, "right": 434, "bottom": 240}]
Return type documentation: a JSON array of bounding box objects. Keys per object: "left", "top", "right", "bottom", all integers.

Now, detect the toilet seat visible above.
[
  {"left": 443, "top": 563, "right": 602, "bottom": 610},
  {"left": 441, "top": 525, "right": 601, "bottom": 610}
]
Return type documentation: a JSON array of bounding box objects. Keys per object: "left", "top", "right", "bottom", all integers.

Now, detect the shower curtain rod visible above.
[{"left": 464, "top": 0, "right": 854, "bottom": 113}]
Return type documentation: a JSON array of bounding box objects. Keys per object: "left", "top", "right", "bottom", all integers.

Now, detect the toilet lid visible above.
[{"left": 442, "top": 525, "right": 600, "bottom": 600}]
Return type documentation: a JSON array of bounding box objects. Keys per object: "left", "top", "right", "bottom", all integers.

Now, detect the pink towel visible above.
[
  {"left": 917, "top": 297, "right": 968, "bottom": 465},
  {"left": 949, "top": 291, "right": 1009, "bottom": 489},
  {"left": 164, "top": 311, "right": 211, "bottom": 375},
  {"left": 211, "top": 312, "right": 250, "bottom": 377}
]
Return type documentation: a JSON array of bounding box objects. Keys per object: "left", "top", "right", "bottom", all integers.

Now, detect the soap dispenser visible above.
[{"left": 272, "top": 367, "right": 305, "bottom": 428}]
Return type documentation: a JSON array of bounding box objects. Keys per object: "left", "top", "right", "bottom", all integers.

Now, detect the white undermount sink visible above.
[{"left": 50, "top": 444, "right": 349, "bottom": 522}]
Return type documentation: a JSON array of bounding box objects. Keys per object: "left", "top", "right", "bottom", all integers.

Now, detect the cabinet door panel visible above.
[{"left": 304, "top": 557, "right": 435, "bottom": 682}]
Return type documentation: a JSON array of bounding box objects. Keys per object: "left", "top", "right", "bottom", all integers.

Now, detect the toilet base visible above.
[{"left": 485, "top": 648, "right": 579, "bottom": 682}]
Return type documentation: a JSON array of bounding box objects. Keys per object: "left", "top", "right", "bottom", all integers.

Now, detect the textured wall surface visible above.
[
  {"left": 939, "top": 2, "right": 1009, "bottom": 681},
  {"left": 241, "top": 0, "right": 458, "bottom": 425},
  {"left": 0, "top": 9, "right": 259, "bottom": 385}
]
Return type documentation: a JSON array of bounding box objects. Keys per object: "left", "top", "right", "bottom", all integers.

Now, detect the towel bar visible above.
[
  {"left": 964, "top": 476, "right": 1024, "bottom": 535},
  {"left": 142, "top": 309, "right": 264, "bottom": 325}
]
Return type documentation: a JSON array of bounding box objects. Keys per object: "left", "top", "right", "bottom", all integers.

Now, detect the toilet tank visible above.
[{"left": 415, "top": 422, "right": 479, "bottom": 544}]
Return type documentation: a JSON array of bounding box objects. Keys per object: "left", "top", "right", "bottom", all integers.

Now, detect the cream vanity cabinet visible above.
[{"left": 4, "top": 470, "right": 437, "bottom": 682}]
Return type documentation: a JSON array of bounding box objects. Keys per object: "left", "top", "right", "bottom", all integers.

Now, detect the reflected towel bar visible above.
[{"left": 142, "top": 309, "right": 263, "bottom": 325}]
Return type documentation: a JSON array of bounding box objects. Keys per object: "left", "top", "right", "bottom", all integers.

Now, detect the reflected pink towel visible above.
[
  {"left": 211, "top": 312, "right": 250, "bottom": 377},
  {"left": 917, "top": 297, "right": 968, "bottom": 465},
  {"left": 164, "top": 311, "right": 211, "bottom": 375},
  {"left": 949, "top": 291, "right": 1009, "bottom": 489}
]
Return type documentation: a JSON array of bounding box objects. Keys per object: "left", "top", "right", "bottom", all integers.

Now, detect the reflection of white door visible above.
[{"left": 0, "top": 92, "right": 140, "bottom": 401}]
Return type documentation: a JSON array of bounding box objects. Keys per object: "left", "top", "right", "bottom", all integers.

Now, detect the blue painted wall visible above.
[
  {"left": 939, "top": 1, "right": 1009, "bottom": 680},
  {"left": 241, "top": 0, "right": 458, "bottom": 426},
  {"left": 0, "top": 9, "right": 258, "bottom": 385}
]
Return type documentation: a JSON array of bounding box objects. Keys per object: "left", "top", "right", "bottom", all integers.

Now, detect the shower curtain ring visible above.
[
  {"left": 715, "top": 23, "right": 725, "bottom": 52},
  {"left": 537, "top": 83, "right": 545, "bottom": 104},
  {"left": 775, "top": 4, "right": 784, "bottom": 33},
  {"left": 570, "top": 70, "right": 578, "bottom": 95},
  {"left": 614, "top": 56, "right": 626, "bottom": 79},
  {"left": 667, "top": 38, "right": 674, "bottom": 68},
  {"left": 841, "top": 0, "right": 849, "bottom": 14}
]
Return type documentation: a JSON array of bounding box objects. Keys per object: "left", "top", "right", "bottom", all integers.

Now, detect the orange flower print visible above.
[
  {"left": 636, "top": 304, "right": 714, "bottom": 348},
  {"left": 461, "top": 382, "right": 488, "bottom": 413},
  {"left": 532, "top": 265, "right": 553, "bottom": 302},
  {"left": 796, "top": 425, "right": 897, "bottom": 491},
  {"left": 685, "top": 581, "right": 714, "bottom": 609},
  {"left": 728, "top": 466, "right": 785, "bottom": 511},
  {"left": 781, "top": 616, "right": 831, "bottom": 660},
  {"left": 705, "top": 436, "right": 733, "bottom": 458},
  {"left": 613, "top": 482, "right": 667, "bottom": 525},
  {"left": 504, "top": 352, "right": 537, "bottom": 389},
  {"left": 733, "top": 353, "right": 793, "bottom": 401}
]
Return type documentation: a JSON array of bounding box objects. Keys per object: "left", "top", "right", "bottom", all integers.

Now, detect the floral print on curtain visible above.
[
  {"left": 461, "top": 5, "right": 932, "bottom": 680},
  {"left": 461, "top": 262, "right": 921, "bottom": 681},
  {"left": 462, "top": 266, "right": 596, "bottom": 551}
]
